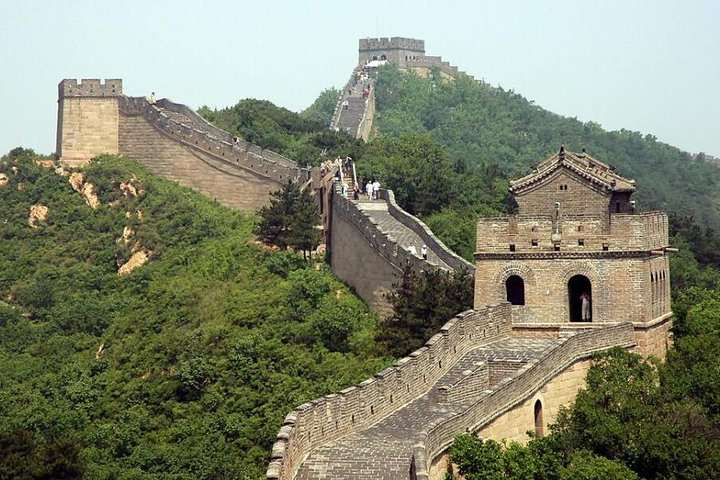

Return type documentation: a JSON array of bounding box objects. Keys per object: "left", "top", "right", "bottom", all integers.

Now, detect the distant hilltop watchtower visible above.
[
  {"left": 358, "top": 37, "right": 425, "bottom": 67},
  {"left": 474, "top": 147, "right": 673, "bottom": 359}
]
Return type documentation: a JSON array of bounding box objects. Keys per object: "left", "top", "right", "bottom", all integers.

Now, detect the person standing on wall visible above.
[
  {"left": 421, "top": 245, "right": 428, "bottom": 260},
  {"left": 580, "top": 292, "right": 591, "bottom": 321}
]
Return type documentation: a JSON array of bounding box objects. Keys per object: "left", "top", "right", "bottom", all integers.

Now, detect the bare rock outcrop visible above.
[
  {"left": 34, "top": 159, "right": 55, "bottom": 169},
  {"left": 0, "top": 173, "right": 8, "bottom": 187},
  {"left": 118, "top": 249, "right": 151, "bottom": 276},
  {"left": 118, "top": 226, "right": 134, "bottom": 244},
  {"left": 69, "top": 172, "right": 100, "bottom": 209},
  {"left": 120, "top": 181, "right": 138, "bottom": 197},
  {"left": 29, "top": 204, "right": 48, "bottom": 228}
]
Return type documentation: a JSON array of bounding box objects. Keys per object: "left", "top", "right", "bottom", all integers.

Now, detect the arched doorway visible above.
[
  {"left": 568, "top": 275, "right": 592, "bottom": 322},
  {"left": 534, "top": 400, "right": 544, "bottom": 438},
  {"left": 506, "top": 275, "right": 525, "bottom": 305}
]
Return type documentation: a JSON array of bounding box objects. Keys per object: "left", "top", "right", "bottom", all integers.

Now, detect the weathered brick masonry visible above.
[{"left": 57, "top": 79, "right": 309, "bottom": 211}]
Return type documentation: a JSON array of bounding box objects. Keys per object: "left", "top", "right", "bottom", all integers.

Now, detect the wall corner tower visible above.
[{"left": 56, "top": 78, "right": 123, "bottom": 166}]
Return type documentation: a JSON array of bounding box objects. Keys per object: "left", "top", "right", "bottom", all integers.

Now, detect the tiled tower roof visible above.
[{"left": 510, "top": 146, "right": 636, "bottom": 194}]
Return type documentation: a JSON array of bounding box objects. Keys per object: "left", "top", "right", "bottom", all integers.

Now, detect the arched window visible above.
[
  {"left": 506, "top": 275, "right": 525, "bottom": 305},
  {"left": 534, "top": 400, "right": 544, "bottom": 438},
  {"left": 568, "top": 275, "right": 592, "bottom": 322}
]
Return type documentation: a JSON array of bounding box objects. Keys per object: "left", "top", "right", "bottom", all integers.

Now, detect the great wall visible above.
[{"left": 55, "top": 37, "right": 673, "bottom": 480}]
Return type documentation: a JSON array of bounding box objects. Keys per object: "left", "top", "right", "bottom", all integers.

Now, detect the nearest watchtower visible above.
[
  {"left": 358, "top": 37, "right": 425, "bottom": 67},
  {"left": 56, "top": 79, "right": 123, "bottom": 166},
  {"left": 474, "top": 147, "right": 672, "bottom": 359}
]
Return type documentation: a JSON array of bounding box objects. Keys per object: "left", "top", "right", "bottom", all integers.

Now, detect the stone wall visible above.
[
  {"left": 384, "top": 189, "right": 475, "bottom": 273},
  {"left": 474, "top": 255, "right": 670, "bottom": 324},
  {"left": 57, "top": 79, "right": 123, "bottom": 166},
  {"left": 329, "top": 188, "right": 429, "bottom": 315},
  {"left": 358, "top": 37, "right": 425, "bottom": 65},
  {"left": 117, "top": 96, "right": 309, "bottom": 211},
  {"left": 357, "top": 87, "right": 375, "bottom": 141},
  {"left": 476, "top": 211, "right": 669, "bottom": 253},
  {"left": 633, "top": 314, "right": 673, "bottom": 360},
  {"left": 412, "top": 323, "right": 636, "bottom": 480},
  {"left": 266, "top": 304, "right": 514, "bottom": 480}
]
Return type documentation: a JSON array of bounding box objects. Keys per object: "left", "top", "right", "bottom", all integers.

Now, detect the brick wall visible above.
[
  {"left": 411, "top": 323, "right": 636, "bottom": 480},
  {"left": 266, "top": 304, "right": 513, "bottom": 480},
  {"left": 437, "top": 362, "right": 489, "bottom": 405},
  {"left": 328, "top": 188, "right": 445, "bottom": 315},
  {"left": 117, "top": 96, "right": 309, "bottom": 211},
  {"left": 384, "top": 189, "right": 475, "bottom": 274},
  {"left": 58, "top": 97, "right": 120, "bottom": 166}
]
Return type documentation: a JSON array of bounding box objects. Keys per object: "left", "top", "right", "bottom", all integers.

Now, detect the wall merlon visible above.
[{"left": 59, "top": 78, "right": 122, "bottom": 98}]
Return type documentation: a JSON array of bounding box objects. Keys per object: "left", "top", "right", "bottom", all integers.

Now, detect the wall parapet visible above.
[
  {"left": 416, "top": 323, "right": 636, "bottom": 468},
  {"left": 383, "top": 189, "right": 475, "bottom": 273},
  {"left": 118, "top": 96, "right": 310, "bottom": 185},
  {"left": 266, "top": 303, "right": 514, "bottom": 479},
  {"left": 477, "top": 211, "right": 669, "bottom": 252},
  {"left": 59, "top": 78, "right": 122, "bottom": 98},
  {"left": 331, "top": 188, "right": 431, "bottom": 274}
]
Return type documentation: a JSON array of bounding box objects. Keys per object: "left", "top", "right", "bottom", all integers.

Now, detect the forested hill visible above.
[
  {"left": 371, "top": 64, "right": 720, "bottom": 230},
  {"left": 0, "top": 149, "right": 387, "bottom": 478}
]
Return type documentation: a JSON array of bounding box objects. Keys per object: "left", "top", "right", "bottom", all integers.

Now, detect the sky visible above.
[{"left": 1, "top": 0, "right": 718, "bottom": 157}]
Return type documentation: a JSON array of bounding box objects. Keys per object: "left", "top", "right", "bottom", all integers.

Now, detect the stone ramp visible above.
[
  {"left": 331, "top": 69, "right": 374, "bottom": 139},
  {"left": 295, "top": 337, "right": 561, "bottom": 479},
  {"left": 355, "top": 198, "right": 452, "bottom": 271}
]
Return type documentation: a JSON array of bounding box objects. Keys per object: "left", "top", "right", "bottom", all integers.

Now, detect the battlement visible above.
[
  {"left": 58, "top": 78, "right": 122, "bottom": 98},
  {"left": 358, "top": 37, "right": 425, "bottom": 65},
  {"left": 359, "top": 37, "right": 425, "bottom": 52},
  {"left": 476, "top": 211, "right": 669, "bottom": 253}
]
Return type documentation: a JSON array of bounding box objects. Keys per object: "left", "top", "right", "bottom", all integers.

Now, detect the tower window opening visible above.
[
  {"left": 506, "top": 275, "right": 525, "bottom": 305},
  {"left": 509, "top": 244, "right": 516, "bottom": 252},
  {"left": 531, "top": 239, "right": 538, "bottom": 247},
  {"left": 578, "top": 239, "right": 585, "bottom": 246},
  {"left": 534, "top": 400, "right": 545, "bottom": 438},
  {"left": 568, "top": 275, "right": 592, "bottom": 322}
]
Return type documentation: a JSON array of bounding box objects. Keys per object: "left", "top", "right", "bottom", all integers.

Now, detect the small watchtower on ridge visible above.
[
  {"left": 358, "top": 37, "right": 425, "bottom": 67},
  {"left": 474, "top": 147, "right": 672, "bottom": 358}
]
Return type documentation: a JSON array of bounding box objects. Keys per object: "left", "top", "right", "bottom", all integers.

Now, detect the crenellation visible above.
[{"left": 58, "top": 78, "right": 122, "bottom": 98}]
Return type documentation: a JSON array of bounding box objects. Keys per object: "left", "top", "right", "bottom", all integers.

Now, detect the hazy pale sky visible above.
[{"left": 1, "top": 0, "right": 718, "bottom": 156}]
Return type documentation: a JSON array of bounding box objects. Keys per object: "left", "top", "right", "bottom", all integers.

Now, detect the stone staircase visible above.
[
  {"left": 331, "top": 68, "right": 374, "bottom": 139},
  {"left": 294, "top": 337, "right": 563, "bottom": 480},
  {"left": 355, "top": 198, "right": 452, "bottom": 270}
]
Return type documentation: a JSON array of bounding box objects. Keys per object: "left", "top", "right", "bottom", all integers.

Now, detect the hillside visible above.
[
  {"left": 0, "top": 149, "right": 388, "bottom": 479},
  {"left": 333, "top": 63, "right": 720, "bottom": 260}
]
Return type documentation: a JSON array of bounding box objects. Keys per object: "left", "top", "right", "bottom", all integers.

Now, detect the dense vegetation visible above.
[
  {"left": 369, "top": 64, "right": 720, "bottom": 259},
  {"left": 198, "top": 97, "right": 363, "bottom": 167},
  {"left": 0, "top": 149, "right": 389, "bottom": 478},
  {"left": 255, "top": 181, "right": 321, "bottom": 259}
]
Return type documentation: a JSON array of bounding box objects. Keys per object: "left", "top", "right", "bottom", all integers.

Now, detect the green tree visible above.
[
  {"left": 256, "top": 181, "right": 321, "bottom": 258},
  {"left": 378, "top": 264, "right": 473, "bottom": 357}
]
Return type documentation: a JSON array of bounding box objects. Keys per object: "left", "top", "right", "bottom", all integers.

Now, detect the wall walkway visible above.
[
  {"left": 267, "top": 303, "right": 635, "bottom": 479},
  {"left": 118, "top": 96, "right": 309, "bottom": 211}
]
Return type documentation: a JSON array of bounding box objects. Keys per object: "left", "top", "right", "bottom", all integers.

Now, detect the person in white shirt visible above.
[
  {"left": 408, "top": 245, "right": 417, "bottom": 256},
  {"left": 421, "top": 245, "right": 428, "bottom": 260},
  {"left": 366, "top": 181, "right": 373, "bottom": 199},
  {"left": 372, "top": 180, "right": 380, "bottom": 200}
]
